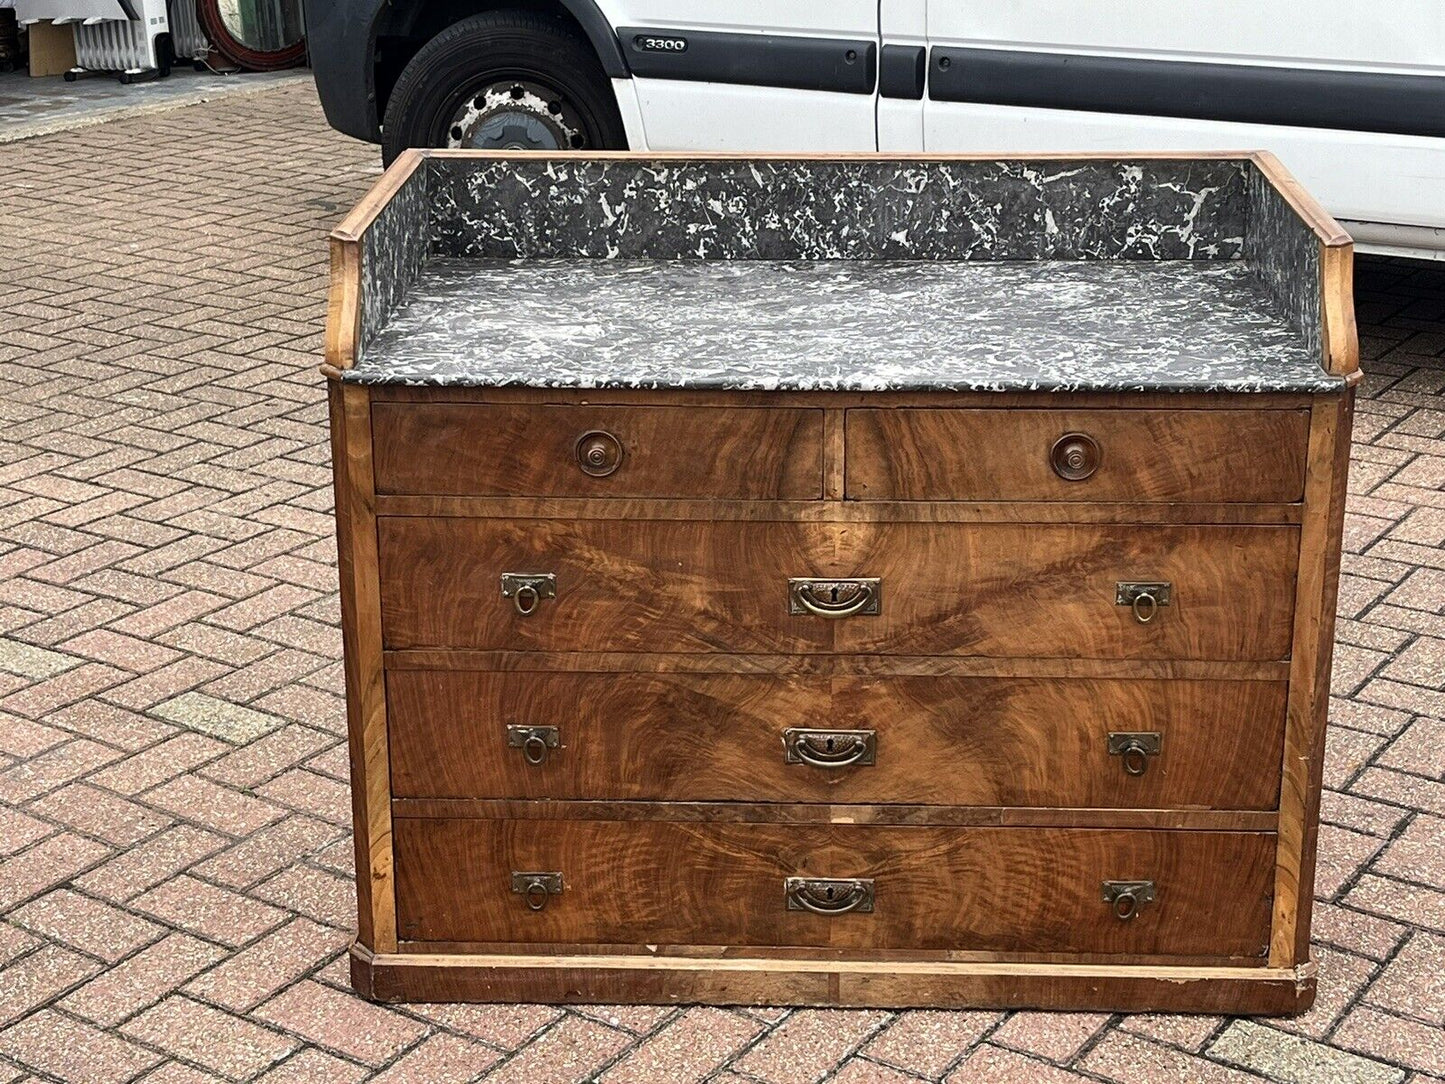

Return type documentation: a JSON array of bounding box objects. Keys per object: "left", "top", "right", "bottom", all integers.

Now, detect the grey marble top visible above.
[{"left": 345, "top": 257, "right": 1340, "bottom": 393}]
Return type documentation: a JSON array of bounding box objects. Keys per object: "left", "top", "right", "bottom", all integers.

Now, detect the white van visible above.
[{"left": 305, "top": 0, "right": 1445, "bottom": 258}]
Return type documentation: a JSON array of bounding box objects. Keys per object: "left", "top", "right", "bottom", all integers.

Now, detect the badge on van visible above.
[{"left": 634, "top": 34, "right": 687, "bottom": 53}]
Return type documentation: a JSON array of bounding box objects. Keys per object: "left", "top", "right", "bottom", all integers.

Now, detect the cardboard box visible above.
[{"left": 27, "top": 20, "right": 75, "bottom": 76}]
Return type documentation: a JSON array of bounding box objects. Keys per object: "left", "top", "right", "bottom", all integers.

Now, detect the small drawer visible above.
[
  {"left": 388, "top": 671, "right": 1287, "bottom": 810},
  {"left": 378, "top": 518, "right": 1299, "bottom": 659},
  {"left": 394, "top": 818, "right": 1275, "bottom": 958},
  {"left": 371, "top": 402, "right": 824, "bottom": 499},
  {"left": 845, "top": 408, "right": 1309, "bottom": 502}
]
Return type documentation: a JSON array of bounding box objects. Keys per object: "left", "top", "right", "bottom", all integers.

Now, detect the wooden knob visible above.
[
  {"left": 575, "top": 430, "right": 622, "bottom": 477},
  {"left": 1051, "top": 433, "right": 1100, "bottom": 481}
]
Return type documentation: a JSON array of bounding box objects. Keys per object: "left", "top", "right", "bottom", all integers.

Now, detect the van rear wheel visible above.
[{"left": 381, "top": 11, "right": 628, "bottom": 165}]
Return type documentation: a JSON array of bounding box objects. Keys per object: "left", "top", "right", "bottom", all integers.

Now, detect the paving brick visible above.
[
  {"left": 252, "top": 864, "right": 355, "bottom": 927},
  {"left": 75, "top": 824, "right": 228, "bottom": 901},
  {"left": 370, "top": 1033, "right": 500, "bottom": 1084},
  {"left": 944, "top": 1044, "right": 1094, "bottom": 1083},
  {"left": 184, "top": 917, "right": 350, "bottom": 1012},
  {"left": 0, "top": 1010, "right": 162, "bottom": 1084},
  {"left": 29, "top": 782, "right": 173, "bottom": 846},
  {"left": 1333, "top": 1007, "right": 1445, "bottom": 1077},
  {"left": 254, "top": 980, "right": 429, "bottom": 1066},
  {"left": 0, "top": 830, "right": 112, "bottom": 909},
  {"left": 733, "top": 1009, "right": 890, "bottom": 1084},
  {"left": 131, "top": 874, "right": 288, "bottom": 946},
  {"left": 1377, "top": 716, "right": 1445, "bottom": 778},
  {"left": 862, "top": 1011, "right": 998, "bottom": 1078},
  {"left": 90, "top": 733, "right": 229, "bottom": 795},
  {"left": 0, "top": 943, "right": 102, "bottom": 1027},
  {"left": 1080, "top": 1031, "right": 1260, "bottom": 1084},
  {"left": 0, "top": 806, "right": 52, "bottom": 855},
  {"left": 1208, "top": 1021, "right": 1405, "bottom": 1084},
  {"left": 252, "top": 1049, "right": 369, "bottom": 1084},
  {"left": 123, "top": 995, "right": 299, "bottom": 1079},
  {"left": 990, "top": 1011, "right": 1111, "bottom": 1063},
  {"left": 402, "top": 1004, "right": 563, "bottom": 1050},
  {"left": 152, "top": 691, "right": 285, "bottom": 744},
  {"left": 1363, "top": 930, "right": 1445, "bottom": 1025},
  {"left": 601, "top": 1007, "right": 764, "bottom": 1083},
  {"left": 477, "top": 1014, "right": 633, "bottom": 1084},
  {"left": 55, "top": 929, "right": 225, "bottom": 1027},
  {"left": 1346, "top": 875, "right": 1445, "bottom": 932},
  {"left": 827, "top": 1059, "right": 921, "bottom": 1084},
  {"left": 11, "top": 888, "right": 164, "bottom": 963},
  {"left": 1273, "top": 945, "right": 1379, "bottom": 1040},
  {"left": 142, "top": 773, "right": 286, "bottom": 837},
  {"left": 1374, "top": 816, "right": 1445, "bottom": 890}
]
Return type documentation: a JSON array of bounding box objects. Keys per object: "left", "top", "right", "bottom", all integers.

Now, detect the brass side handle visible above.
[
  {"left": 501, "top": 572, "right": 556, "bottom": 616},
  {"left": 1116, "top": 581, "right": 1171, "bottom": 624},
  {"left": 576, "top": 430, "right": 623, "bottom": 477},
  {"left": 1107, "top": 732, "right": 1161, "bottom": 776},
  {"left": 1101, "top": 880, "right": 1156, "bottom": 921},
  {"left": 785, "top": 877, "right": 875, "bottom": 915},
  {"left": 788, "top": 578, "right": 881, "bottom": 618},
  {"left": 1051, "top": 432, "right": 1101, "bottom": 481},
  {"left": 783, "top": 727, "right": 876, "bottom": 768},
  {"left": 507, "top": 725, "right": 560, "bottom": 766},
  {"left": 511, "top": 871, "right": 563, "bottom": 911}
]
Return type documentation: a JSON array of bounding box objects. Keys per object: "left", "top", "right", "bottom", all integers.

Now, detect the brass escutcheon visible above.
[
  {"left": 788, "top": 578, "right": 881, "bottom": 618},
  {"left": 783, "top": 727, "right": 877, "bottom": 768},
  {"left": 785, "top": 877, "right": 875, "bottom": 915}
]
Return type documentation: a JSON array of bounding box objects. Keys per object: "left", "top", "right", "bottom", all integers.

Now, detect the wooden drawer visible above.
[
  {"left": 394, "top": 818, "right": 1275, "bottom": 957},
  {"left": 371, "top": 402, "right": 824, "bottom": 499},
  {"left": 845, "top": 409, "right": 1309, "bottom": 502},
  {"left": 378, "top": 519, "right": 1299, "bottom": 659},
  {"left": 389, "top": 671, "right": 1287, "bottom": 809}
]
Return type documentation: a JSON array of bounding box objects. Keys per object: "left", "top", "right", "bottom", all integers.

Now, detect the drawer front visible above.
[
  {"left": 372, "top": 402, "right": 824, "bottom": 499},
  {"left": 394, "top": 818, "right": 1275, "bottom": 957},
  {"left": 378, "top": 519, "right": 1298, "bottom": 659},
  {"left": 846, "top": 409, "right": 1310, "bottom": 502},
  {"left": 389, "top": 671, "right": 1287, "bottom": 809}
]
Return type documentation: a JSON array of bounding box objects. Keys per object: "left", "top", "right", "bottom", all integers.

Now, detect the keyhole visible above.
[
  {"left": 825, "top": 885, "right": 837, "bottom": 901},
  {"left": 830, "top": 585, "right": 840, "bottom": 603},
  {"left": 824, "top": 737, "right": 836, "bottom": 752}
]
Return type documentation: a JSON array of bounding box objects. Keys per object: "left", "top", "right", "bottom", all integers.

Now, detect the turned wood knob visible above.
[
  {"left": 1051, "top": 433, "right": 1100, "bottom": 481},
  {"left": 575, "top": 430, "right": 623, "bottom": 477}
]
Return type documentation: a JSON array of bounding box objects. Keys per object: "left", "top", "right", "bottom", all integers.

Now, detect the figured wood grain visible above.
[
  {"left": 1321, "top": 245, "right": 1360, "bottom": 377},
  {"left": 375, "top": 495, "right": 1303, "bottom": 524},
  {"left": 371, "top": 402, "right": 824, "bottom": 499},
  {"left": 387, "top": 671, "right": 1287, "bottom": 809},
  {"left": 385, "top": 650, "right": 1291, "bottom": 681},
  {"left": 846, "top": 409, "right": 1309, "bottom": 502},
  {"left": 392, "top": 800, "right": 1278, "bottom": 831},
  {"left": 1272, "top": 392, "right": 1354, "bottom": 967},
  {"left": 355, "top": 944, "right": 1314, "bottom": 1012},
  {"left": 377, "top": 518, "right": 1299, "bottom": 659},
  {"left": 331, "top": 382, "right": 396, "bottom": 953},
  {"left": 323, "top": 239, "right": 361, "bottom": 375},
  {"left": 394, "top": 819, "right": 1275, "bottom": 957}
]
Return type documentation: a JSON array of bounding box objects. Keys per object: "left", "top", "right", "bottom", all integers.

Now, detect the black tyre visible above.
[{"left": 381, "top": 11, "right": 627, "bottom": 165}]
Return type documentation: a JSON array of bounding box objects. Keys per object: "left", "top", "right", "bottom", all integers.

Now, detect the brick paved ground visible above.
[{"left": 1, "top": 82, "right": 1442, "bottom": 1084}]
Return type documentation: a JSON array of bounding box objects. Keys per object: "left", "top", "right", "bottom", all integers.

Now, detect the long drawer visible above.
[
  {"left": 846, "top": 408, "right": 1310, "bottom": 502},
  {"left": 378, "top": 519, "right": 1299, "bottom": 658},
  {"left": 393, "top": 818, "right": 1275, "bottom": 957},
  {"left": 372, "top": 402, "right": 825, "bottom": 499},
  {"left": 388, "top": 671, "right": 1288, "bottom": 809}
]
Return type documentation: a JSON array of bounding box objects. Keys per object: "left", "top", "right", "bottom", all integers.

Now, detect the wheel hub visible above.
[{"left": 446, "top": 81, "right": 585, "bottom": 151}]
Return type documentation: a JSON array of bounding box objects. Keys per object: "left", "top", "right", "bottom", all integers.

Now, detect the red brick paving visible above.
[{"left": 0, "top": 80, "right": 1442, "bottom": 1082}]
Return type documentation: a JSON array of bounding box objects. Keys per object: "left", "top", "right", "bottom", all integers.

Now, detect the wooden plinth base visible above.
[{"left": 351, "top": 944, "right": 1316, "bottom": 1015}]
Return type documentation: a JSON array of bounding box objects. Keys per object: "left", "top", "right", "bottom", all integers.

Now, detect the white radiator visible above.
[
  {"left": 33, "top": 0, "right": 172, "bottom": 75},
  {"left": 166, "top": 0, "right": 204, "bottom": 61}
]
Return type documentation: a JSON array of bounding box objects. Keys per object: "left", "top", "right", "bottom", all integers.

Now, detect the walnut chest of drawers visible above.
[{"left": 326, "top": 151, "right": 1357, "bottom": 1013}]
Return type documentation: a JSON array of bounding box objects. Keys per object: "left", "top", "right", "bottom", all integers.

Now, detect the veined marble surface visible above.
[{"left": 344, "top": 257, "right": 1340, "bottom": 393}]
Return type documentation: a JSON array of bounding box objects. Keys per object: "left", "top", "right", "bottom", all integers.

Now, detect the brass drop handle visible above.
[
  {"left": 1108, "top": 732, "right": 1161, "bottom": 776},
  {"left": 788, "top": 578, "right": 882, "bottom": 618},
  {"left": 1101, "top": 880, "right": 1156, "bottom": 921},
  {"left": 576, "top": 430, "right": 623, "bottom": 477},
  {"left": 508, "top": 725, "right": 560, "bottom": 766},
  {"left": 501, "top": 573, "right": 556, "bottom": 616},
  {"left": 1051, "top": 432, "right": 1100, "bottom": 481},
  {"left": 512, "top": 871, "right": 563, "bottom": 911},
  {"left": 784, "top": 727, "right": 876, "bottom": 768},
  {"left": 785, "top": 877, "right": 875, "bottom": 915},
  {"left": 1116, "top": 582, "right": 1171, "bottom": 624}
]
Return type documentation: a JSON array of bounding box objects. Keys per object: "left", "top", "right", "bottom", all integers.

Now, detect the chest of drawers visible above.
[{"left": 327, "top": 151, "right": 1356, "bottom": 1013}]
